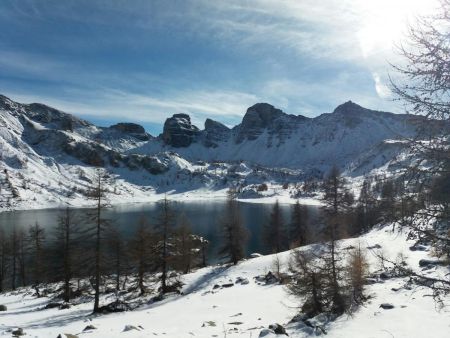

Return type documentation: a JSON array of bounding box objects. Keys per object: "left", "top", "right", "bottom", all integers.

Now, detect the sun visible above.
[{"left": 355, "top": 0, "right": 439, "bottom": 58}]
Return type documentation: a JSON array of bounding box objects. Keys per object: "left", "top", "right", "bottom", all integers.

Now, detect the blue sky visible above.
[{"left": 0, "top": 0, "right": 437, "bottom": 135}]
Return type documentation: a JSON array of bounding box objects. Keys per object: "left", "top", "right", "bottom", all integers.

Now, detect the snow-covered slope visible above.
[
  {"left": 0, "top": 225, "right": 448, "bottom": 337},
  {"left": 0, "top": 94, "right": 421, "bottom": 210}
]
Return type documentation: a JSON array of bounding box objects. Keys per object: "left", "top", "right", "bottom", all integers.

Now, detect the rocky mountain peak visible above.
[
  {"left": 332, "top": 101, "right": 369, "bottom": 115},
  {"left": 203, "top": 118, "right": 231, "bottom": 148},
  {"left": 162, "top": 113, "right": 200, "bottom": 147},
  {"left": 108, "top": 122, "right": 150, "bottom": 141}
]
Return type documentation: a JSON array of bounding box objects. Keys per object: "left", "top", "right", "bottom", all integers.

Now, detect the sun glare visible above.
[{"left": 355, "top": 0, "right": 439, "bottom": 58}]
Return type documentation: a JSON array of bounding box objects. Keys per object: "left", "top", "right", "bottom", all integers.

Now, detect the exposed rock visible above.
[
  {"left": 255, "top": 271, "right": 279, "bottom": 285},
  {"left": 59, "top": 303, "right": 71, "bottom": 310},
  {"left": 123, "top": 325, "right": 141, "bottom": 332},
  {"left": 259, "top": 328, "right": 277, "bottom": 337},
  {"left": 235, "top": 277, "right": 249, "bottom": 285},
  {"left": 45, "top": 302, "right": 63, "bottom": 309},
  {"left": 380, "top": 303, "right": 395, "bottom": 309},
  {"left": 24, "top": 103, "right": 88, "bottom": 131},
  {"left": 83, "top": 325, "right": 97, "bottom": 331},
  {"left": 221, "top": 283, "right": 234, "bottom": 288},
  {"left": 110, "top": 122, "right": 145, "bottom": 134},
  {"left": 109, "top": 123, "right": 150, "bottom": 141},
  {"left": 418, "top": 259, "right": 448, "bottom": 267},
  {"left": 236, "top": 103, "right": 306, "bottom": 144},
  {"left": 0, "top": 304, "right": 6, "bottom": 311},
  {"left": 409, "top": 244, "right": 428, "bottom": 251},
  {"left": 367, "top": 244, "right": 382, "bottom": 250},
  {"left": 268, "top": 323, "right": 288, "bottom": 335},
  {"left": 12, "top": 328, "right": 25, "bottom": 336},
  {"left": 203, "top": 118, "right": 231, "bottom": 147},
  {"left": 379, "top": 271, "right": 391, "bottom": 280},
  {"left": 97, "top": 300, "right": 130, "bottom": 313},
  {"left": 162, "top": 113, "right": 200, "bottom": 147},
  {"left": 57, "top": 334, "right": 78, "bottom": 338}
]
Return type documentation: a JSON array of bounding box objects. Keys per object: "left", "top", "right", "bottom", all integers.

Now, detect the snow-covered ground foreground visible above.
[{"left": 1, "top": 226, "right": 449, "bottom": 338}]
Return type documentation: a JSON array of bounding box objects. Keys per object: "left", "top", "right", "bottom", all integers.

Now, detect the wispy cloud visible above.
[{"left": 0, "top": 0, "right": 440, "bottom": 132}]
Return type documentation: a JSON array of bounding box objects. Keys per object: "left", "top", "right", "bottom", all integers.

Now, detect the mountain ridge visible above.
[{"left": 0, "top": 94, "right": 420, "bottom": 210}]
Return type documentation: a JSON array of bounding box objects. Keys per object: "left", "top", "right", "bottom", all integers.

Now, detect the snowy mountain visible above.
[{"left": 0, "top": 94, "right": 421, "bottom": 210}]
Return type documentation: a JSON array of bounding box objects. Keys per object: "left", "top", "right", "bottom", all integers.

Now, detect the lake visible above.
[{"left": 0, "top": 200, "right": 321, "bottom": 263}]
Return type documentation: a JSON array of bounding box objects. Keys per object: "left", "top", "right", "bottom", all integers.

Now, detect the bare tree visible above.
[
  {"left": 218, "top": 188, "right": 248, "bottom": 265},
  {"left": 10, "top": 227, "right": 18, "bottom": 290},
  {"left": 320, "top": 166, "right": 354, "bottom": 315},
  {"left": 54, "top": 207, "right": 80, "bottom": 302},
  {"left": 28, "top": 222, "right": 45, "bottom": 286},
  {"left": 154, "top": 196, "right": 176, "bottom": 293},
  {"left": 347, "top": 245, "right": 369, "bottom": 305},
  {"left": 290, "top": 200, "right": 309, "bottom": 248},
  {"left": 288, "top": 250, "right": 326, "bottom": 317},
  {"left": 175, "top": 214, "right": 195, "bottom": 274},
  {"left": 86, "top": 169, "right": 113, "bottom": 313},
  {"left": 264, "top": 200, "right": 288, "bottom": 253},
  {"left": 389, "top": 0, "right": 450, "bottom": 296},
  {"left": 129, "top": 217, "right": 153, "bottom": 295},
  {"left": 106, "top": 227, "right": 127, "bottom": 292},
  {"left": 0, "top": 228, "right": 8, "bottom": 292}
]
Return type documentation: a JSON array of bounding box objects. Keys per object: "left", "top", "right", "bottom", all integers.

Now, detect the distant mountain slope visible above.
[
  {"left": 0, "top": 94, "right": 421, "bottom": 210},
  {"left": 135, "top": 101, "right": 420, "bottom": 171}
]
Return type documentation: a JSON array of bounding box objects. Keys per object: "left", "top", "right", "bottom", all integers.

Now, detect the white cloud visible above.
[{"left": 372, "top": 72, "right": 391, "bottom": 99}]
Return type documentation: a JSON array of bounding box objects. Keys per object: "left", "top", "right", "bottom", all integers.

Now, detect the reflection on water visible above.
[{"left": 0, "top": 201, "right": 321, "bottom": 262}]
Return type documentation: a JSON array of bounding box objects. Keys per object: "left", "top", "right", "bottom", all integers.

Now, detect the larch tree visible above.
[
  {"left": 320, "top": 165, "right": 354, "bottom": 315},
  {"left": 154, "top": 196, "right": 176, "bottom": 293},
  {"left": 175, "top": 214, "right": 195, "bottom": 274},
  {"left": 264, "top": 200, "right": 288, "bottom": 253},
  {"left": 129, "top": 217, "right": 153, "bottom": 295},
  {"left": 218, "top": 188, "right": 248, "bottom": 265},
  {"left": 290, "top": 200, "right": 309, "bottom": 248},
  {"left": 54, "top": 207, "right": 80, "bottom": 303},
  {"left": 86, "top": 169, "right": 113, "bottom": 313},
  {"left": 0, "top": 228, "right": 7, "bottom": 292},
  {"left": 28, "top": 222, "right": 45, "bottom": 287}
]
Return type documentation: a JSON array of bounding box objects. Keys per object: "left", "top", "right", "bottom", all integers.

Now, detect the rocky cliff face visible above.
[
  {"left": 162, "top": 113, "right": 200, "bottom": 147},
  {"left": 203, "top": 118, "right": 231, "bottom": 147},
  {"left": 235, "top": 103, "right": 308, "bottom": 145}
]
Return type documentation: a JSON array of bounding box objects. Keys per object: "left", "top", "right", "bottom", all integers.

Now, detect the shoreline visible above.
[{"left": 0, "top": 188, "right": 322, "bottom": 213}]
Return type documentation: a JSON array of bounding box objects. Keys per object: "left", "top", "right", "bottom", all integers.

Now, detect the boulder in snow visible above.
[
  {"left": 268, "top": 323, "right": 288, "bottom": 335},
  {"left": 12, "top": 328, "right": 25, "bottom": 336},
  {"left": 83, "top": 325, "right": 97, "bottom": 331},
  {"left": 380, "top": 303, "right": 395, "bottom": 310},
  {"left": 123, "top": 325, "right": 141, "bottom": 332}
]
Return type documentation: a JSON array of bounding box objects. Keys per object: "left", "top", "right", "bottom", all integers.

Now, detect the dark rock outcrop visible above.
[
  {"left": 236, "top": 103, "right": 307, "bottom": 145},
  {"left": 203, "top": 118, "right": 230, "bottom": 147},
  {"left": 109, "top": 123, "right": 150, "bottom": 141},
  {"left": 162, "top": 113, "right": 200, "bottom": 147}
]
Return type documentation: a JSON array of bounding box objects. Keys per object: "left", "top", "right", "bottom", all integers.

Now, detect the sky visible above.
[{"left": 0, "top": 0, "right": 439, "bottom": 135}]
